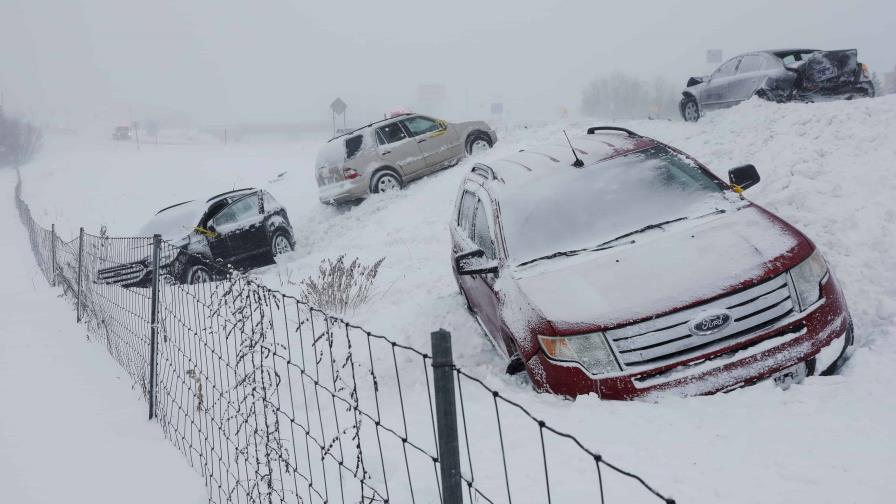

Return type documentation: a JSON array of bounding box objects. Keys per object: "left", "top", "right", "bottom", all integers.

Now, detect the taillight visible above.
[
  {"left": 861, "top": 63, "right": 870, "bottom": 78},
  {"left": 343, "top": 167, "right": 360, "bottom": 180}
]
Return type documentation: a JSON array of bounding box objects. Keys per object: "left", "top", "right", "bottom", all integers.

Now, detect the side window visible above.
[
  {"left": 211, "top": 195, "right": 259, "bottom": 227},
  {"left": 472, "top": 200, "right": 496, "bottom": 259},
  {"left": 345, "top": 135, "right": 363, "bottom": 159},
  {"left": 376, "top": 123, "right": 407, "bottom": 145},
  {"left": 401, "top": 116, "right": 441, "bottom": 137},
  {"left": 457, "top": 190, "right": 476, "bottom": 236},
  {"left": 713, "top": 57, "right": 740, "bottom": 78},
  {"left": 737, "top": 55, "right": 761, "bottom": 74}
]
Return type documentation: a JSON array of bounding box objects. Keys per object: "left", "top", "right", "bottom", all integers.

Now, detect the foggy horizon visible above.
[{"left": 2, "top": 0, "right": 894, "bottom": 127}]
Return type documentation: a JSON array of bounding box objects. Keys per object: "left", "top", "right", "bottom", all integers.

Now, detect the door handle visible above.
[
  {"left": 417, "top": 138, "right": 427, "bottom": 143},
  {"left": 381, "top": 150, "right": 391, "bottom": 155}
]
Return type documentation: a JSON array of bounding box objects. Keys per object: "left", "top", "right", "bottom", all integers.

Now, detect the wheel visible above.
[
  {"left": 371, "top": 170, "right": 401, "bottom": 194},
  {"left": 185, "top": 263, "right": 212, "bottom": 285},
  {"left": 271, "top": 230, "right": 294, "bottom": 257},
  {"left": 466, "top": 134, "right": 492, "bottom": 155},
  {"left": 681, "top": 96, "right": 700, "bottom": 122}
]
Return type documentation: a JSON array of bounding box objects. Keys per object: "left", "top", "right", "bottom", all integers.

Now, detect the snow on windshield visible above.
[
  {"left": 500, "top": 146, "right": 731, "bottom": 265},
  {"left": 137, "top": 201, "right": 206, "bottom": 240}
]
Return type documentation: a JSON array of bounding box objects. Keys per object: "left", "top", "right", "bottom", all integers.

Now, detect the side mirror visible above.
[
  {"left": 728, "top": 164, "right": 760, "bottom": 193},
  {"left": 454, "top": 248, "right": 498, "bottom": 276},
  {"left": 686, "top": 76, "right": 704, "bottom": 87}
]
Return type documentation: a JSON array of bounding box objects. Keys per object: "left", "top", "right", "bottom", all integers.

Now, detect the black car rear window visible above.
[{"left": 345, "top": 135, "right": 363, "bottom": 159}]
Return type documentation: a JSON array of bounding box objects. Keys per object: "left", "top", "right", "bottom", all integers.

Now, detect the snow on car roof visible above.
[
  {"left": 139, "top": 200, "right": 207, "bottom": 240},
  {"left": 482, "top": 132, "right": 657, "bottom": 186}
]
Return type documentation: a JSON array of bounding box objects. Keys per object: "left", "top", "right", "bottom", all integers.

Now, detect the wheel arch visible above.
[
  {"left": 465, "top": 129, "right": 492, "bottom": 148},
  {"left": 369, "top": 165, "right": 403, "bottom": 192}
]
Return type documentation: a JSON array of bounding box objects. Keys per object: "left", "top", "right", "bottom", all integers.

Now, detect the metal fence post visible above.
[
  {"left": 50, "top": 224, "right": 57, "bottom": 287},
  {"left": 76, "top": 227, "right": 84, "bottom": 322},
  {"left": 431, "top": 329, "right": 463, "bottom": 504},
  {"left": 148, "top": 234, "right": 161, "bottom": 420}
]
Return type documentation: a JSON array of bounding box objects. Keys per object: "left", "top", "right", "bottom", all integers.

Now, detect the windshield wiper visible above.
[
  {"left": 517, "top": 239, "right": 636, "bottom": 267},
  {"left": 517, "top": 209, "right": 726, "bottom": 268}
]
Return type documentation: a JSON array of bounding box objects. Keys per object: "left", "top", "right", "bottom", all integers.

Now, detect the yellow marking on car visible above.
[{"left": 194, "top": 226, "right": 218, "bottom": 238}]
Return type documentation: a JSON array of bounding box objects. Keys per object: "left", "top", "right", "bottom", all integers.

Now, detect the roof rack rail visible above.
[
  {"left": 327, "top": 113, "right": 414, "bottom": 142},
  {"left": 586, "top": 126, "right": 641, "bottom": 137},
  {"left": 471, "top": 163, "right": 496, "bottom": 180},
  {"left": 206, "top": 188, "right": 256, "bottom": 203}
]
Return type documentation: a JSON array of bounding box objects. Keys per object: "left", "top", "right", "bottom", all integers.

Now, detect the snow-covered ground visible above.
[
  {"left": 16, "top": 96, "right": 896, "bottom": 503},
  {"left": 0, "top": 169, "right": 206, "bottom": 504}
]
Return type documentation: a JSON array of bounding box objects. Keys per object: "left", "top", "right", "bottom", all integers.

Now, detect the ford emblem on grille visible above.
[{"left": 688, "top": 309, "right": 733, "bottom": 336}]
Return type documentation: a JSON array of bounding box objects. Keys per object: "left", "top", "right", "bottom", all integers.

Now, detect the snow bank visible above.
[
  {"left": 16, "top": 95, "right": 896, "bottom": 503},
  {"left": 0, "top": 170, "right": 205, "bottom": 504}
]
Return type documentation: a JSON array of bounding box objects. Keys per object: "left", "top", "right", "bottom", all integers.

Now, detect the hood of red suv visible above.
[{"left": 512, "top": 205, "right": 809, "bottom": 334}]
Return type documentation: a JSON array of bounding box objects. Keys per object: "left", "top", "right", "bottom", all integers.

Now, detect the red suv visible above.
[{"left": 450, "top": 127, "right": 853, "bottom": 399}]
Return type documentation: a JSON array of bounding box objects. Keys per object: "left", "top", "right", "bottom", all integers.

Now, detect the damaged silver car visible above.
[{"left": 681, "top": 49, "right": 876, "bottom": 122}]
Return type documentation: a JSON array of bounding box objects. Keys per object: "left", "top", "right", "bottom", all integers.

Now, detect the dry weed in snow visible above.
[{"left": 299, "top": 255, "right": 384, "bottom": 314}]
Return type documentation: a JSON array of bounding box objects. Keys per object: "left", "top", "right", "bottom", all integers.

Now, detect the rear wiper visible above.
[{"left": 517, "top": 209, "right": 725, "bottom": 268}]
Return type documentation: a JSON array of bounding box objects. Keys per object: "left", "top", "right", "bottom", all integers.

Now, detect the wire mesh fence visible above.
[{"left": 13, "top": 168, "right": 676, "bottom": 504}]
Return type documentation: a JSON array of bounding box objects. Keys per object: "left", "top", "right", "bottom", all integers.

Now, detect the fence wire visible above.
[{"left": 13, "top": 168, "right": 676, "bottom": 504}]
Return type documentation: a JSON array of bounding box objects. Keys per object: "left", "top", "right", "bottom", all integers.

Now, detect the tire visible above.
[
  {"left": 371, "top": 170, "right": 401, "bottom": 194},
  {"left": 271, "top": 230, "right": 294, "bottom": 257},
  {"left": 680, "top": 96, "right": 700, "bottom": 122},
  {"left": 466, "top": 134, "right": 493, "bottom": 155},
  {"left": 185, "top": 263, "right": 212, "bottom": 285}
]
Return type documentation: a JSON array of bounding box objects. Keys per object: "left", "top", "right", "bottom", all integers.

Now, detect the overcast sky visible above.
[{"left": 1, "top": 0, "right": 893, "bottom": 126}]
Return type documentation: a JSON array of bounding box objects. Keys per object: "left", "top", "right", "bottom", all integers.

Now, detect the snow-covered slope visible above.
[{"left": 18, "top": 96, "right": 896, "bottom": 503}]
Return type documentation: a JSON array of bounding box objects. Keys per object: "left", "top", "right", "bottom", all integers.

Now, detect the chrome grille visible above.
[
  {"left": 96, "top": 262, "right": 148, "bottom": 285},
  {"left": 606, "top": 275, "right": 794, "bottom": 367}
]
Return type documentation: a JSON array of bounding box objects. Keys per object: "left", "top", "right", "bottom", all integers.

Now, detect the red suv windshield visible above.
[{"left": 501, "top": 146, "right": 729, "bottom": 266}]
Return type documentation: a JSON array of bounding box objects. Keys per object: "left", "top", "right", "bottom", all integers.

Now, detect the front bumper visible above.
[{"left": 527, "top": 273, "right": 853, "bottom": 400}]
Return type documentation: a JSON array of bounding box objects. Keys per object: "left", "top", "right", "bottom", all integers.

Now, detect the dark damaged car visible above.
[
  {"left": 97, "top": 188, "right": 295, "bottom": 287},
  {"left": 681, "top": 49, "right": 876, "bottom": 121}
]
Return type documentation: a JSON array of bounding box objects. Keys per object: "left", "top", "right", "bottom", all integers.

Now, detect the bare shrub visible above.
[{"left": 299, "top": 255, "right": 385, "bottom": 314}]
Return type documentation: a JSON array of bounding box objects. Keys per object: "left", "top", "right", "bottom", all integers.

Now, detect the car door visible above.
[
  {"left": 374, "top": 121, "right": 427, "bottom": 179},
  {"left": 401, "top": 115, "right": 463, "bottom": 170},
  {"left": 730, "top": 54, "right": 764, "bottom": 101},
  {"left": 701, "top": 56, "right": 741, "bottom": 109},
  {"left": 208, "top": 194, "right": 266, "bottom": 266},
  {"left": 454, "top": 187, "right": 509, "bottom": 355}
]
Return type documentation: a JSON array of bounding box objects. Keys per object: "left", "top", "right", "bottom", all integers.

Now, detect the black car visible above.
[
  {"left": 680, "top": 49, "right": 876, "bottom": 122},
  {"left": 97, "top": 188, "right": 295, "bottom": 286}
]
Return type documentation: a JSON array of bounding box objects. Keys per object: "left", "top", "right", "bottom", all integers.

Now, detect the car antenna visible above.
[{"left": 563, "top": 130, "right": 584, "bottom": 168}]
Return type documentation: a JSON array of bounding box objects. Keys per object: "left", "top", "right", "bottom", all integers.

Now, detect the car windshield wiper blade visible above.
[
  {"left": 517, "top": 209, "right": 726, "bottom": 268},
  {"left": 517, "top": 239, "right": 636, "bottom": 268}
]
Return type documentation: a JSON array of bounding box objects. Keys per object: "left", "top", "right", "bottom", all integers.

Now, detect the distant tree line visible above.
[
  {"left": 581, "top": 73, "right": 680, "bottom": 120},
  {"left": 0, "top": 107, "right": 42, "bottom": 167}
]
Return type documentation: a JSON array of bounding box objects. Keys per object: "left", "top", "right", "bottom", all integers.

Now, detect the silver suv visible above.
[{"left": 316, "top": 113, "right": 497, "bottom": 203}]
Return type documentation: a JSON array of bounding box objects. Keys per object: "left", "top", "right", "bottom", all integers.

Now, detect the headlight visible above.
[
  {"left": 790, "top": 249, "right": 828, "bottom": 311},
  {"left": 537, "top": 333, "right": 621, "bottom": 375}
]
